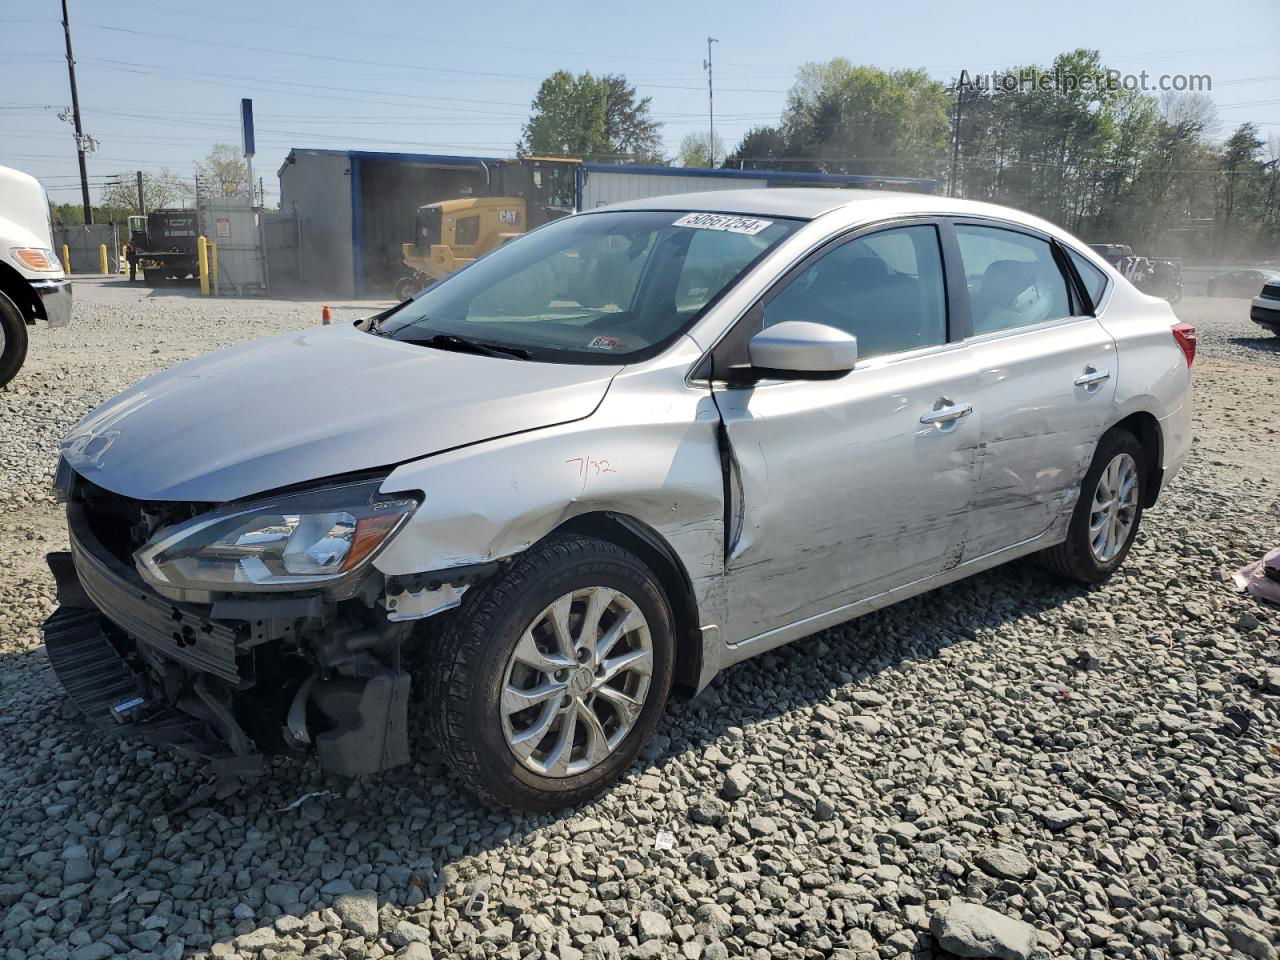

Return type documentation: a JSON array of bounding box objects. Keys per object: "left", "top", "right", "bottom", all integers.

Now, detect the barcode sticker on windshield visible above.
[{"left": 672, "top": 213, "right": 774, "bottom": 235}]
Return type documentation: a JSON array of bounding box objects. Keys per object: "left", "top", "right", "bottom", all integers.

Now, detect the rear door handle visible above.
[
  {"left": 920, "top": 401, "right": 973, "bottom": 425},
  {"left": 1074, "top": 367, "right": 1111, "bottom": 387}
]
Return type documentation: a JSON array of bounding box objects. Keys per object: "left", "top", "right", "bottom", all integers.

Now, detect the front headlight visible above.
[{"left": 134, "top": 478, "right": 417, "bottom": 593}]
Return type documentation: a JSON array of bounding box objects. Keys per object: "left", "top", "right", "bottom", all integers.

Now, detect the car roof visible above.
[
  {"left": 593, "top": 187, "right": 1073, "bottom": 234},
  {"left": 596, "top": 187, "right": 901, "bottom": 219}
]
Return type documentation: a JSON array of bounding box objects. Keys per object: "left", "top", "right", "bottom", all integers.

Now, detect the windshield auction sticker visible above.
[{"left": 672, "top": 213, "right": 774, "bottom": 235}]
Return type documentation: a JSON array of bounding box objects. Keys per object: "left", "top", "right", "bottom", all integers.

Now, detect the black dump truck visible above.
[{"left": 129, "top": 210, "right": 200, "bottom": 284}]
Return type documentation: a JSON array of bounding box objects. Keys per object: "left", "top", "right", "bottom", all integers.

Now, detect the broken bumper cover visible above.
[
  {"left": 43, "top": 509, "right": 413, "bottom": 777},
  {"left": 43, "top": 605, "right": 262, "bottom": 775}
]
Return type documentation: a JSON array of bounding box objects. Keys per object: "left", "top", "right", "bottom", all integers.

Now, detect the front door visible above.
[
  {"left": 712, "top": 222, "right": 982, "bottom": 644},
  {"left": 951, "top": 222, "right": 1118, "bottom": 559}
]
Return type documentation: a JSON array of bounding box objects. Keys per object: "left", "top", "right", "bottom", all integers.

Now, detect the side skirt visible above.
[{"left": 720, "top": 529, "right": 1061, "bottom": 668}]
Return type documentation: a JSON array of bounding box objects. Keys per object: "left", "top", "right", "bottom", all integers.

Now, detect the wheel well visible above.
[
  {"left": 1110, "top": 411, "right": 1164, "bottom": 507},
  {"left": 0, "top": 262, "right": 43, "bottom": 324},
  {"left": 555, "top": 511, "right": 703, "bottom": 696}
]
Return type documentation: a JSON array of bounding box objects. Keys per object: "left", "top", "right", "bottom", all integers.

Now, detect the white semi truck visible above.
[{"left": 0, "top": 164, "right": 72, "bottom": 388}]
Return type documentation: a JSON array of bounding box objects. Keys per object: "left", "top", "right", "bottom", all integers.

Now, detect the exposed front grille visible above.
[{"left": 67, "top": 500, "right": 246, "bottom": 684}]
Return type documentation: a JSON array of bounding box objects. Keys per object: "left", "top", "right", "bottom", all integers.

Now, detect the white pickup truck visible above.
[{"left": 0, "top": 164, "right": 73, "bottom": 387}]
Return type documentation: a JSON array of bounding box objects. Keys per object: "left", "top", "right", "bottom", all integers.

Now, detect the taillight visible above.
[{"left": 1172, "top": 323, "right": 1197, "bottom": 367}]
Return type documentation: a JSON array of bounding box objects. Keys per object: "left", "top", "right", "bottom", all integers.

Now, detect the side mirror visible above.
[{"left": 746, "top": 321, "right": 858, "bottom": 380}]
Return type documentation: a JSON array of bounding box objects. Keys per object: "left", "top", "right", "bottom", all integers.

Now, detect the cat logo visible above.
[{"left": 498, "top": 209, "right": 520, "bottom": 225}]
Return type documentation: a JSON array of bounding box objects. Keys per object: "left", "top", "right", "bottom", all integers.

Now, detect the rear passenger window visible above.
[
  {"left": 1067, "top": 248, "right": 1108, "bottom": 309},
  {"left": 763, "top": 225, "right": 947, "bottom": 360},
  {"left": 954, "top": 225, "right": 1072, "bottom": 335}
]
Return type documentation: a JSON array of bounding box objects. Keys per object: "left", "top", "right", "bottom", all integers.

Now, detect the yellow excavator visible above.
[{"left": 395, "top": 158, "right": 578, "bottom": 300}]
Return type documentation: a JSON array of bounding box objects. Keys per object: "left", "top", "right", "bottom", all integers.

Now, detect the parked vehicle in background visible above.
[
  {"left": 1089, "top": 244, "right": 1181, "bottom": 302},
  {"left": 1088, "top": 243, "right": 1133, "bottom": 266},
  {"left": 45, "top": 190, "right": 1194, "bottom": 810},
  {"left": 1252, "top": 278, "right": 1280, "bottom": 336},
  {"left": 1207, "top": 268, "right": 1280, "bottom": 298},
  {"left": 0, "top": 164, "right": 72, "bottom": 388},
  {"left": 128, "top": 209, "right": 200, "bottom": 284},
  {"left": 395, "top": 157, "right": 578, "bottom": 300}
]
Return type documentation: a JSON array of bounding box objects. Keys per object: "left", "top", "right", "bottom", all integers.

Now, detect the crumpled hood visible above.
[{"left": 62, "top": 323, "right": 620, "bottom": 502}]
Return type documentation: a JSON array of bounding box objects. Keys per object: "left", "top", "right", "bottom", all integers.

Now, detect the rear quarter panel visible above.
[{"left": 1094, "top": 279, "right": 1193, "bottom": 478}]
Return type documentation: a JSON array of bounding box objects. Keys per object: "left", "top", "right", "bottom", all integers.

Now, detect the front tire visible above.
[
  {"left": 0, "top": 291, "right": 30, "bottom": 389},
  {"left": 1041, "top": 428, "right": 1147, "bottom": 584},
  {"left": 426, "top": 535, "right": 675, "bottom": 811}
]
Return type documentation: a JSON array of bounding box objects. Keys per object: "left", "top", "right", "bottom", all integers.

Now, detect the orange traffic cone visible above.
[{"left": 322, "top": 305, "right": 332, "bottom": 325}]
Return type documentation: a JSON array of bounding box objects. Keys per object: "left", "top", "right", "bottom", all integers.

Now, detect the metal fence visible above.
[
  {"left": 199, "top": 199, "right": 267, "bottom": 296},
  {"left": 52, "top": 223, "right": 119, "bottom": 274}
]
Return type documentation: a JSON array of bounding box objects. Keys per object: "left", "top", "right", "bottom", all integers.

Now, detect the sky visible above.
[{"left": 2, "top": 0, "right": 1278, "bottom": 208}]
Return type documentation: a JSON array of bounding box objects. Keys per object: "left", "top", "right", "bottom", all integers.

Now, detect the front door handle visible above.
[
  {"left": 1074, "top": 367, "right": 1111, "bottom": 387},
  {"left": 920, "top": 400, "right": 973, "bottom": 425}
]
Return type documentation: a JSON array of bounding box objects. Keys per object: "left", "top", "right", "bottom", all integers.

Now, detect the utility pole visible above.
[
  {"left": 60, "top": 0, "right": 93, "bottom": 223},
  {"left": 136, "top": 171, "right": 146, "bottom": 218},
  {"left": 949, "top": 84, "right": 964, "bottom": 198},
  {"left": 703, "top": 37, "right": 718, "bottom": 168}
]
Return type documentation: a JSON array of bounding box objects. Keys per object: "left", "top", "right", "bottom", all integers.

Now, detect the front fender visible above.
[{"left": 373, "top": 340, "right": 727, "bottom": 631}]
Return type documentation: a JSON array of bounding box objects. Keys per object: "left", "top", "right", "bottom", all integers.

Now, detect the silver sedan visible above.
[{"left": 49, "top": 189, "right": 1194, "bottom": 809}]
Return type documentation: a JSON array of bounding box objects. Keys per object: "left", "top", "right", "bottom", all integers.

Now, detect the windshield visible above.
[{"left": 376, "top": 209, "right": 800, "bottom": 363}]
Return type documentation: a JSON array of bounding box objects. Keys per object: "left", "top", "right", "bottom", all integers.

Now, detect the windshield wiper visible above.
[{"left": 413, "top": 333, "right": 532, "bottom": 360}]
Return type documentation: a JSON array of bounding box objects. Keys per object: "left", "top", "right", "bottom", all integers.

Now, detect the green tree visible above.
[
  {"left": 779, "top": 60, "right": 950, "bottom": 178},
  {"left": 677, "top": 132, "right": 725, "bottom": 168},
  {"left": 724, "top": 125, "right": 791, "bottom": 170},
  {"left": 520, "top": 71, "right": 662, "bottom": 162},
  {"left": 100, "top": 170, "right": 192, "bottom": 215},
  {"left": 195, "top": 143, "right": 250, "bottom": 199},
  {"left": 1215, "top": 122, "right": 1266, "bottom": 255},
  {"left": 601, "top": 74, "right": 663, "bottom": 162}
]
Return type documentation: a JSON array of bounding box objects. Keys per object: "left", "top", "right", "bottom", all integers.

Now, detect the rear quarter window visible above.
[{"left": 1067, "top": 249, "right": 1109, "bottom": 310}]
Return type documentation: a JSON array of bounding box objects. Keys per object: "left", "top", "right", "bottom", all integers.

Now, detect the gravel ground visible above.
[{"left": 1, "top": 280, "right": 1277, "bottom": 960}]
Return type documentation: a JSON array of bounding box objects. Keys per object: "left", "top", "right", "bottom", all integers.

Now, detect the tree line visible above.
[{"left": 521, "top": 50, "right": 1279, "bottom": 260}]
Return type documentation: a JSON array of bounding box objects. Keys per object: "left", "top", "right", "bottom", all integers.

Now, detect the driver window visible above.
[{"left": 763, "top": 225, "right": 947, "bottom": 360}]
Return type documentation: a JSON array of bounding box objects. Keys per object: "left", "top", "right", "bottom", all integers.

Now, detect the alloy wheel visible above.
[
  {"left": 500, "top": 586, "right": 653, "bottom": 778},
  {"left": 1089, "top": 452, "right": 1139, "bottom": 563}
]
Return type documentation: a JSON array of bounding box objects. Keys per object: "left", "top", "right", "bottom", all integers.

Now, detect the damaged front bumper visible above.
[{"left": 43, "top": 503, "right": 413, "bottom": 778}]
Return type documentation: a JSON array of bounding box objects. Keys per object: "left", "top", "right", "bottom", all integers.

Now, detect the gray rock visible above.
[
  {"left": 1227, "top": 916, "right": 1278, "bottom": 960},
  {"left": 333, "top": 890, "right": 379, "bottom": 937},
  {"left": 264, "top": 882, "right": 301, "bottom": 907},
  {"left": 930, "top": 899, "right": 1039, "bottom": 960},
  {"left": 397, "top": 945, "right": 433, "bottom": 960},
  {"left": 389, "top": 920, "right": 431, "bottom": 947},
  {"left": 975, "top": 847, "right": 1034, "bottom": 880},
  {"left": 719, "top": 765, "right": 752, "bottom": 800},
  {"left": 638, "top": 910, "right": 672, "bottom": 941},
  {"left": 1040, "top": 807, "right": 1085, "bottom": 830},
  {"left": 62, "top": 857, "right": 94, "bottom": 886},
  {"left": 69, "top": 945, "right": 114, "bottom": 960},
  {"left": 748, "top": 816, "right": 777, "bottom": 837},
  {"left": 234, "top": 927, "right": 278, "bottom": 951}
]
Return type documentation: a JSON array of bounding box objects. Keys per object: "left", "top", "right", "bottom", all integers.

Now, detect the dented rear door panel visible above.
[{"left": 964, "top": 317, "right": 1117, "bottom": 559}]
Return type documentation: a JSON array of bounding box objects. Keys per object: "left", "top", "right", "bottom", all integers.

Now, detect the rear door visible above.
[{"left": 951, "top": 220, "right": 1117, "bottom": 559}]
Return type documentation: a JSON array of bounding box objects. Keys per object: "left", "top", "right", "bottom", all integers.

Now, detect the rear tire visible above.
[
  {"left": 0, "top": 291, "right": 30, "bottom": 389},
  {"left": 1041, "top": 428, "right": 1147, "bottom": 584},
  {"left": 426, "top": 534, "right": 675, "bottom": 811}
]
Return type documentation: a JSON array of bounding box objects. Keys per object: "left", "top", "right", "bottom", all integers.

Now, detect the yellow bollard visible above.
[
  {"left": 209, "top": 240, "right": 219, "bottom": 297},
  {"left": 99, "top": 243, "right": 108, "bottom": 275},
  {"left": 197, "top": 235, "right": 210, "bottom": 296},
  {"left": 61, "top": 244, "right": 71, "bottom": 274}
]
